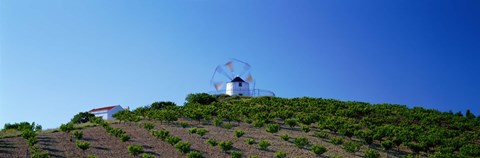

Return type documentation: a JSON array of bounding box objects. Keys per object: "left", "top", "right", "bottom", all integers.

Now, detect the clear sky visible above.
[{"left": 1, "top": 0, "right": 479, "bottom": 129}]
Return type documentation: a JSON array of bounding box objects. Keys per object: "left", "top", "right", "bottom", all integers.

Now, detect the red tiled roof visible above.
[{"left": 89, "top": 105, "right": 118, "bottom": 112}]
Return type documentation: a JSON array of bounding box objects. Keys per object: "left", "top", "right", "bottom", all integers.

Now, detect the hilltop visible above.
[{"left": 1, "top": 93, "right": 480, "bottom": 158}]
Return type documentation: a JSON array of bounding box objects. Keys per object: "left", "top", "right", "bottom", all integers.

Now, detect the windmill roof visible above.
[{"left": 231, "top": 77, "right": 245, "bottom": 82}]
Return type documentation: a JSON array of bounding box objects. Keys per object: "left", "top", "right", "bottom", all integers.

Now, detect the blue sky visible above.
[{"left": 1, "top": 0, "right": 479, "bottom": 129}]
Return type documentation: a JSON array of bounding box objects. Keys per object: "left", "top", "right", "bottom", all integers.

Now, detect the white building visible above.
[
  {"left": 226, "top": 76, "right": 250, "bottom": 96},
  {"left": 89, "top": 105, "right": 127, "bottom": 120}
]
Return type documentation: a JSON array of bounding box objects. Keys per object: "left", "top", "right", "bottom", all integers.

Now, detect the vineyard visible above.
[{"left": 1, "top": 93, "right": 480, "bottom": 158}]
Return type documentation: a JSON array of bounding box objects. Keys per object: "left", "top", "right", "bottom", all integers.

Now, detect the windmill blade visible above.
[
  {"left": 246, "top": 73, "right": 254, "bottom": 82},
  {"left": 214, "top": 82, "right": 224, "bottom": 91},
  {"left": 225, "top": 61, "right": 234, "bottom": 72},
  {"left": 214, "top": 66, "right": 232, "bottom": 80}
]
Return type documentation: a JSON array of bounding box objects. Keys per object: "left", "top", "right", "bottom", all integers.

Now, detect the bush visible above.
[
  {"left": 266, "top": 124, "right": 280, "bottom": 133},
  {"left": 206, "top": 138, "right": 218, "bottom": 146},
  {"left": 197, "top": 128, "right": 208, "bottom": 136},
  {"left": 175, "top": 141, "right": 191, "bottom": 153},
  {"left": 294, "top": 137, "right": 309, "bottom": 149},
  {"left": 274, "top": 150, "right": 287, "bottom": 158},
  {"left": 248, "top": 156, "right": 260, "bottom": 158},
  {"left": 59, "top": 123, "right": 74, "bottom": 133},
  {"left": 300, "top": 125, "right": 311, "bottom": 133},
  {"left": 280, "top": 134, "right": 289, "bottom": 141},
  {"left": 223, "top": 123, "right": 234, "bottom": 129},
  {"left": 152, "top": 129, "right": 169, "bottom": 140},
  {"left": 189, "top": 128, "right": 197, "bottom": 134},
  {"left": 214, "top": 118, "right": 223, "bottom": 127},
  {"left": 141, "top": 153, "right": 155, "bottom": 158},
  {"left": 245, "top": 138, "right": 255, "bottom": 145},
  {"left": 180, "top": 122, "right": 189, "bottom": 128},
  {"left": 86, "top": 155, "right": 97, "bottom": 158},
  {"left": 120, "top": 134, "right": 130, "bottom": 142},
  {"left": 231, "top": 151, "right": 242, "bottom": 158},
  {"left": 284, "top": 118, "right": 297, "bottom": 128},
  {"left": 258, "top": 139, "right": 270, "bottom": 150},
  {"left": 143, "top": 123, "right": 154, "bottom": 131},
  {"left": 71, "top": 112, "right": 95, "bottom": 124},
  {"left": 186, "top": 93, "right": 217, "bottom": 105},
  {"left": 330, "top": 137, "right": 344, "bottom": 145},
  {"left": 311, "top": 145, "right": 327, "bottom": 155},
  {"left": 252, "top": 120, "right": 264, "bottom": 128},
  {"left": 27, "top": 137, "right": 38, "bottom": 146},
  {"left": 381, "top": 140, "right": 394, "bottom": 151},
  {"left": 166, "top": 136, "right": 182, "bottom": 145},
  {"left": 128, "top": 145, "right": 144, "bottom": 156},
  {"left": 187, "top": 151, "right": 204, "bottom": 158},
  {"left": 460, "top": 144, "right": 480, "bottom": 157},
  {"left": 234, "top": 130, "right": 245, "bottom": 138},
  {"left": 73, "top": 131, "right": 83, "bottom": 140},
  {"left": 342, "top": 141, "right": 361, "bottom": 153},
  {"left": 31, "top": 151, "right": 49, "bottom": 158},
  {"left": 364, "top": 149, "right": 380, "bottom": 158},
  {"left": 219, "top": 140, "right": 234, "bottom": 152},
  {"left": 76, "top": 140, "right": 90, "bottom": 151},
  {"left": 315, "top": 131, "right": 329, "bottom": 139},
  {"left": 21, "top": 129, "right": 37, "bottom": 140}
]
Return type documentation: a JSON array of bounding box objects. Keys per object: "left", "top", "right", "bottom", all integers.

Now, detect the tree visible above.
[
  {"left": 151, "top": 101, "right": 176, "bottom": 110},
  {"left": 71, "top": 112, "right": 95, "bottom": 124},
  {"left": 60, "top": 123, "right": 74, "bottom": 133},
  {"left": 186, "top": 93, "right": 216, "bottom": 105}
]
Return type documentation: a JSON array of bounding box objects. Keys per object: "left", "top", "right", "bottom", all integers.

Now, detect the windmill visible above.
[{"left": 210, "top": 59, "right": 274, "bottom": 97}]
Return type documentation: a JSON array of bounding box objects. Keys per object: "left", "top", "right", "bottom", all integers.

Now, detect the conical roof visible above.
[{"left": 231, "top": 77, "right": 245, "bottom": 82}]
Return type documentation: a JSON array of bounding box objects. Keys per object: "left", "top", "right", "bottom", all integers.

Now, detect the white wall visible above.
[
  {"left": 91, "top": 105, "right": 125, "bottom": 120},
  {"left": 226, "top": 81, "right": 250, "bottom": 96}
]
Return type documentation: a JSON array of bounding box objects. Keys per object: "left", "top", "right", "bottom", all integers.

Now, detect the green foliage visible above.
[
  {"left": 189, "top": 127, "right": 197, "bottom": 134},
  {"left": 186, "top": 93, "right": 217, "bottom": 105},
  {"left": 280, "top": 134, "right": 290, "bottom": 141},
  {"left": 59, "top": 123, "right": 74, "bottom": 133},
  {"left": 120, "top": 134, "right": 130, "bottom": 142},
  {"left": 175, "top": 141, "right": 191, "bottom": 153},
  {"left": 206, "top": 138, "right": 218, "bottom": 146},
  {"left": 143, "top": 123, "right": 154, "bottom": 131},
  {"left": 179, "top": 122, "right": 189, "bottom": 128},
  {"left": 73, "top": 130, "right": 83, "bottom": 140},
  {"left": 75, "top": 140, "right": 90, "bottom": 151},
  {"left": 128, "top": 145, "right": 144, "bottom": 156},
  {"left": 142, "top": 153, "right": 155, "bottom": 158},
  {"left": 86, "top": 155, "right": 98, "bottom": 158},
  {"left": 197, "top": 128, "right": 208, "bottom": 136},
  {"left": 234, "top": 129, "right": 245, "bottom": 138},
  {"left": 219, "top": 140, "right": 234, "bottom": 152},
  {"left": 315, "top": 131, "right": 329, "bottom": 139},
  {"left": 21, "top": 129, "right": 37, "bottom": 140},
  {"left": 311, "top": 145, "right": 327, "bottom": 155},
  {"left": 330, "top": 137, "right": 344, "bottom": 145},
  {"left": 231, "top": 151, "right": 242, "bottom": 158},
  {"left": 187, "top": 151, "right": 204, "bottom": 158},
  {"left": 31, "top": 150, "right": 50, "bottom": 158},
  {"left": 274, "top": 151, "right": 287, "bottom": 158},
  {"left": 460, "top": 144, "right": 480, "bottom": 157},
  {"left": 266, "top": 124, "right": 280, "bottom": 133},
  {"left": 284, "top": 118, "right": 297, "bottom": 128},
  {"left": 223, "top": 123, "right": 234, "bottom": 129},
  {"left": 364, "top": 149, "right": 380, "bottom": 158},
  {"left": 166, "top": 136, "right": 182, "bottom": 145},
  {"left": 252, "top": 120, "right": 264, "bottom": 128},
  {"left": 71, "top": 112, "right": 95, "bottom": 124},
  {"left": 294, "top": 137, "right": 309, "bottom": 149},
  {"left": 381, "top": 140, "right": 394, "bottom": 151},
  {"left": 152, "top": 129, "right": 169, "bottom": 140},
  {"left": 245, "top": 138, "right": 255, "bottom": 145},
  {"left": 248, "top": 156, "right": 260, "bottom": 158},
  {"left": 300, "top": 125, "right": 310, "bottom": 133},
  {"left": 342, "top": 141, "right": 361, "bottom": 153},
  {"left": 258, "top": 139, "right": 270, "bottom": 150},
  {"left": 150, "top": 101, "right": 176, "bottom": 110},
  {"left": 214, "top": 118, "right": 223, "bottom": 127}
]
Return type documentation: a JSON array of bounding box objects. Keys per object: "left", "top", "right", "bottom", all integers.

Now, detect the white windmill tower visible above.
[{"left": 211, "top": 59, "right": 254, "bottom": 96}]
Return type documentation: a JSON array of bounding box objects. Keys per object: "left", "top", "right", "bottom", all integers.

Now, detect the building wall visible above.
[
  {"left": 91, "top": 106, "right": 125, "bottom": 120},
  {"left": 226, "top": 82, "right": 250, "bottom": 96},
  {"left": 107, "top": 106, "right": 124, "bottom": 120}
]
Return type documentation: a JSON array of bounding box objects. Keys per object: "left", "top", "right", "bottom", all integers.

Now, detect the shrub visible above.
[
  {"left": 214, "top": 118, "right": 223, "bottom": 127},
  {"left": 315, "top": 131, "right": 329, "bottom": 139},
  {"left": 187, "top": 151, "right": 204, "bottom": 158},
  {"left": 73, "top": 131, "right": 83, "bottom": 140},
  {"left": 27, "top": 137, "right": 38, "bottom": 146},
  {"left": 258, "top": 139, "right": 270, "bottom": 150},
  {"left": 300, "top": 125, "right": 310, "bottom": 133},
  {"left": 197, "top": 128, "right": 208, "bottom": 136},
  {"left": 219, "top": 140, "right": 234, "bottom": 152},
  {"left": 142, "top": 153, "right": 155, "bottom": 158},
  {"left": 120, "top": 134, "right": 130, "bottom": 142},
  {"left": 189, "top": 128, "right": 197, "bottom": 134},
  {"left": 206, "top": 138, "right": 218, "bottom": 146},
  {"left": 166, "top": 136, "right": 182, "bottom": 145},
  {"left": 274, "top": 150, "right": 287, "bottom": 158},
  {"left": 143, "top": 123, "right": 154, "bottom": 131},
  {"left": 223, "top": 123, "right": 233, "bottom": 129},
  {"left": 245, "top": 138, "right": 255, "bottom": 145},
  {"left": 294, "top": 137, "right": 309, "bottom": 149},
  {"left": 86, "top": 155, "right": 98, "bottom": 158},
  {"left": 381, "top": 140, "right": 394, "bottom": 151},
  {"left": 280, "top": 134, "right": 289, "bottom": 141},
  {"left": 59, "top": 123, "right": 74, "bottom": 133},
  {"left": 460, "top": 144, "right": 480, "bottom": 157},
  {"left": 248, "top": 156, "right": 260, "bottom": 158},
  {"left": 234, "top": 130, "right": 245, "bottom": 138},
  {"left": 252, "top": 120, "right": 264, "bottom": 128},
  {"left": 231, "top": 151, "right": 242, "bottom": 158},
  {"left": 180, "top": 122, "right": 189, "bottom": 128},
  {"left": 311, "top": 144, "right": 327, "bottom": 155},
  {"left": 71, "top": 112, "right": 95, "bottom": 124},
  {"left": 75, "top": 140, "right": 90, "bottom": 151},
  {"left": 31, "top": 151, "right": 49, "bottom": 158},
  {"left": 128, "top": 145, "right": 144, "bottom": 156},
  {"left": 364, "top": 149, "right": 380, "bottom": 158},
  {"left": 21, "top": 129, "right": 37, "bottom": 140},
  {"left": 266, "top": 124, "right": 280, "bottom": 133},
  {"left": 152, "top": 129, "right": 169, "bottom": 140},
  {"left": 285, "top": 118, "right": 297, "bottom": 128},
  {"left": 175, "top": 141, "right": 191, "bottom": 153},
  {"left": 342, "top": 141, "right": 361, "bottom": 153},
  {"left": 330, "top": 137, "right": 344, "bottom": 145}
]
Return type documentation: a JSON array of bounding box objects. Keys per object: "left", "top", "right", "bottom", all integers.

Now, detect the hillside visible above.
[{"left": 1, "top": 93, "right": 480, "bottom": 158}]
